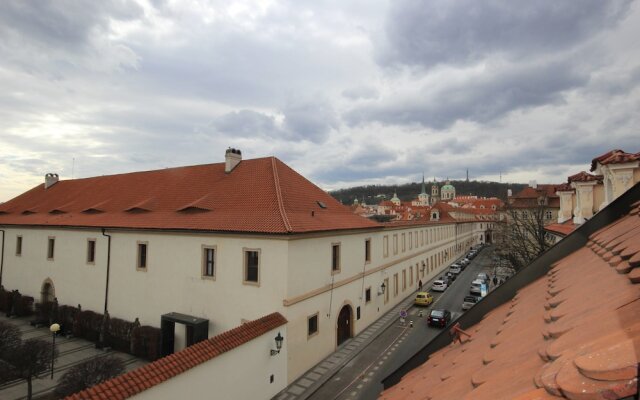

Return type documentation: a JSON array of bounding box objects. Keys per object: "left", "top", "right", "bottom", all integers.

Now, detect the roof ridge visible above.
[{"left": 271, "top": 157, "right": 293, "bottom": 233}]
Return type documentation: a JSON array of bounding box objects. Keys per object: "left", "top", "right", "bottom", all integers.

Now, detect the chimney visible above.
[
  {"left": 45, "top": 173, "right": 59, "bottom": 189},
  {"left": 507, "top": 189, "right": 512, "bottom": 197},
  {"left": 225, "top": 148, "right": 242, "bottom": 173},
  {"left": 529, "top": 180, "right": 537, "bottom": 189}
]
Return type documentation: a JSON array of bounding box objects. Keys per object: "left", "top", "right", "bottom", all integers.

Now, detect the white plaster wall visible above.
[
  {"left": 106, "top": 231, "right": 288, "bottom": 336},
  {"left": 1, "top": 227, "right": 288, "bottom": 352},
  {"left": 133, "top": 326, "right": 287, "bottom": 400},
  {"left": 1, "top": 227, "right": 107, "bottom": 312}
]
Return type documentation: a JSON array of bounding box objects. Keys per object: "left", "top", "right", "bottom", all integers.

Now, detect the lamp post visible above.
[{"left": 49, "top": 323, "right": 60, "bottom": 379}]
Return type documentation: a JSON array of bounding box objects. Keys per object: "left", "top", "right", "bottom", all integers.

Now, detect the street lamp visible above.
[
  {"left": 270, "top": 332, "right": 284, "bottom": 356},
  {"left": 49, "top": 323, "right": 60, "bottom": 379},
  {"left": 379, "top": 282, "right": 386, "bottom": 295}
]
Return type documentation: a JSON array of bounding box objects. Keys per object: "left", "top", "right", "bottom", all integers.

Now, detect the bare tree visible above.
[
  {"left": 55, "top": 355, "right": 125, "bottom": 398},
  {"left": 497, "top": 203, "right": 554, "bottom": 271},
  {"left": 1, "top": 338, "right": 54, "bottom": 400},
  {"left": 0, "top": 321, "right": 21, "bottom": 356}
]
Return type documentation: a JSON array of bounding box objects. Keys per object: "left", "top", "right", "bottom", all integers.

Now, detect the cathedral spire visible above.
[{"left": 421, "top": 173, "right": 426, "bottom": 194}]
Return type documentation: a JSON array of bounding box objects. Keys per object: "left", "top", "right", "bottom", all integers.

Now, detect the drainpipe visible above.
[
  {"left": 101, "top": 229, "right": 111, "bottom": 314},
  {"left": 0, "top": 229, "right": 5, "bottom": 288}
]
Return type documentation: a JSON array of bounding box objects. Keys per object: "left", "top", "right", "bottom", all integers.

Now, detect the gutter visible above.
[
  {"left": 0, "top": 229, "right": 4, "bottom": 288},
  {"left": 101, "top": 228, "right": 111, "bottom": 314}
]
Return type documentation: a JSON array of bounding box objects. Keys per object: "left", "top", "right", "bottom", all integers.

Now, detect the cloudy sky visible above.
[{"left": 1, "top": 0, "right": 639, "bottom": 201}]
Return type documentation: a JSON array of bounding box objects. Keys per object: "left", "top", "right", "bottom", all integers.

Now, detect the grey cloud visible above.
[
  {"left": 342, "top": 86, "right": 379, "bottom": 100},
  {"left": 379, "top": 0, "right": 632, "bottom": 68},
  {"left": 0, "top": 1, "right": 143, "bottom": 50},
  {"left": 282, "top": 100, "right": 338, "bottom": 143},
  {"left": 346, "top": 59, "right": 588, "bottom": 129},
  {"left": 212, "top": 110, "right": 281, "bottom": 138}
]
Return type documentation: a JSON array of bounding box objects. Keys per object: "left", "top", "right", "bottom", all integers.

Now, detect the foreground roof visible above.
[
  {"left": 381, "top": 195, "right": 640, "bottom": 399},
  {"left": 0, "top": 157, "right": 379, "bottom": 234},
  {"left": 67, "top": 312, "right": 287, "bottom": 400}
]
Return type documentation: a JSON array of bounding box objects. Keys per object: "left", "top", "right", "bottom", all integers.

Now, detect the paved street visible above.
[{"left": 297, "top": 245, "right": 497, "bottom": 400}]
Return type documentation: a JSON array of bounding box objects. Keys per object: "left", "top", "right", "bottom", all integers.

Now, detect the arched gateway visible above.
[{"left": 337, "top": 305, "right": 353, "bottom": 346}]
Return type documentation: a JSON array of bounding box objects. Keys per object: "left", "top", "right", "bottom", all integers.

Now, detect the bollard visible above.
[
  {"left": 409, "top": 320, "right": 414, "bottom": 328},
  {"left": 419, "top": 310, "right": 423, "bottom": 318}
]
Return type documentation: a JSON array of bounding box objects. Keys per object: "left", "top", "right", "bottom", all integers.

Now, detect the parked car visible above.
[
  {"left": 432, "top": 279, "right": 448, "bottom": 292},
  {"left": 414, "top": 291, "right": 434, "bottom": 306},
  {"left": 462, "top": 295, "right": 480, "bottom": 310},
  {"left": 439, "top": 275, "right": 451, "bottom": 285},
  {"left": 449, "top": 265, "right": 462, "bottom": 274},
  {"left": 477, "top": 272, "right": 489, "bottom": 282},
  {"left": 446, "top": 271, "right": 457, "bottom": 282},
  {"left": 427, "top": 309, "right": 452, "bottom": 328},
  {"left": 459, "top": 258, "right": 470, "bottom": 267},
  {"left": 470, "top": 279, "right": 484, "bottom": 296}
]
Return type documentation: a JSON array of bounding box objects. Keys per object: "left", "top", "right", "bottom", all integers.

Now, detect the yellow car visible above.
[{"left": 414, "top": 292, "right": 434, "bottom": 306}]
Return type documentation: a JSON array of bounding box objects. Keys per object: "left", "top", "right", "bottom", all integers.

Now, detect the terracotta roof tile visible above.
[
  {"left": 381, "top": 193, "right": 640, "bottom": 400},
  {"left": 0, "top": 157, "right": 379, "bottom": 234},
  {"left": 66, "top": 312, "right": 286, "bottom": 400},
  {"left": 567, "top": 171, "right": 603, "bottom": 183},
  {"left": 591, "top": 149, "right": 640, "bottom": 171}
]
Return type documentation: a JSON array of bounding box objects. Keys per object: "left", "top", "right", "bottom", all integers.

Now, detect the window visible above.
[
  {"left": 545, "top": 210, "right": 553, "bottom": 220},
  {"left": 331, "top": 243, "right": 341, "bottom": 273},
  {"left": 87, "top": 239, "right": 96, "bottom": 264},
  {"left": 365, "top": 239, "right": 371, "bottom": 263},
  {"left": 409, "top": 266, "right": 413, "bottom": 286},
  {"left": 202, "top": 246, "right": 216, "bottom": 278},
  {"left": 47, "top": 237, "right": 55, "bottom": 260},
  {"left": 16, "top": 236, "right": 22, "bottom": 256},
  {"left": 401, "top": 233, "right": 406, "bottom": 252},
  {"left": 402, "top": 269, "right": 406, "bottom": 291},
  {"left": 383, "top": 236, "right": 389, "bottom": 258},
  {"left": 384, "top": 278, "right": 389, "bottom": 304},
  {"left": 137, "top": 242, "right": 148, "bottom": 270},
  {"left": 393, "top": 273, "right": 399, "bottom": 297},
  {"left": 365, "top": 287, "right": 371, "bottom": 303},
  {"left": 409, "top": 232, "right": 413, "bottom": 249},
  {"left": 308, "top": 313, "right": 319, "bottom": 337},
  {"left": 244, "top": 249, "right": 260, "bottom": 284},
  {"left": 357, "top": 306, "right": 361, "bottom": 320},
  {"left": 393, "top": 234, "right": 398, "bottom": 255}
]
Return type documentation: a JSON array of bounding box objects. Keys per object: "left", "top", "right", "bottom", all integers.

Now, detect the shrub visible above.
[
  {"left": 55, "top": 355, "right": 125, "bottom": 398},
  {"left": 131, "top": 326, "right": 161, "bottom": 361},
  {"left": 73, "top": 310, "right": 104, "bottom": 342}
]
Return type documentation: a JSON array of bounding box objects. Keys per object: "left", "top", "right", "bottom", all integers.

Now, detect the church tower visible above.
[
  {"left": 431, "top": 178, "right": 440, "bottom": 205},
  {"left": 418, "top": 173, "right": 429, "bottom": 206}
]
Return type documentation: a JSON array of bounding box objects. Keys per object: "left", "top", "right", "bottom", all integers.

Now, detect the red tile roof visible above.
[
  {"left": 66, "top": 312, "right": 287, "bottom": 400},
  {"left": 567, "top": 171, "right": 603, "bottom": 183},
  {"left": 380, "top": 197, "right": 640, "bottom": 399},
  {"left": 591, "top": 149, "right": 640, "bottom": 172},
  {"left": 544, "top": 220, "right": 577, "bottom": 237},
  {"left": 0, "top": 157, "right": 380, "bottom": 234}
]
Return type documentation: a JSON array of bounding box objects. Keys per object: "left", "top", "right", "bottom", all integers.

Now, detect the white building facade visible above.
[{"left": 0, "top": 151, "right": 485, "bottom": 385}]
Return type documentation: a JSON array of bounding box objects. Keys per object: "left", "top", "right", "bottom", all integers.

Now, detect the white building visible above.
[{"left": 0, "top": 149, "right": 484, "bottom": 395}]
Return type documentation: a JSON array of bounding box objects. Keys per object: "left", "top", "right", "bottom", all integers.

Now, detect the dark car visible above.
[
  {"left": 439, "top": 275, "right": 451, "bottom": 286},
  {"left": 427, "top": 309, "right": 452, "bottom": 328},
  {"left": 445, "top": 271, "right": 457, "bottom": 282}
]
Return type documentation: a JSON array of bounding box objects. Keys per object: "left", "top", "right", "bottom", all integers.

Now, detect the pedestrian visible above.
[
  {"left": 492, "top": 276, "right": 498, "bottom": 286},
  {"left": 418, "top": 280, "right": 422, "bottom": 290}
]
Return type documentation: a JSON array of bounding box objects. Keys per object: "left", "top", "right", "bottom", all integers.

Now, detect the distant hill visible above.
[{"left": 329, "top": 180, "right": 528, "bottom": 206}]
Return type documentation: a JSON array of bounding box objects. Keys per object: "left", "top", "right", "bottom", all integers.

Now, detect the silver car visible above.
[{"left": 432, "top": 279, "right": 448, "bottom": 292}]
